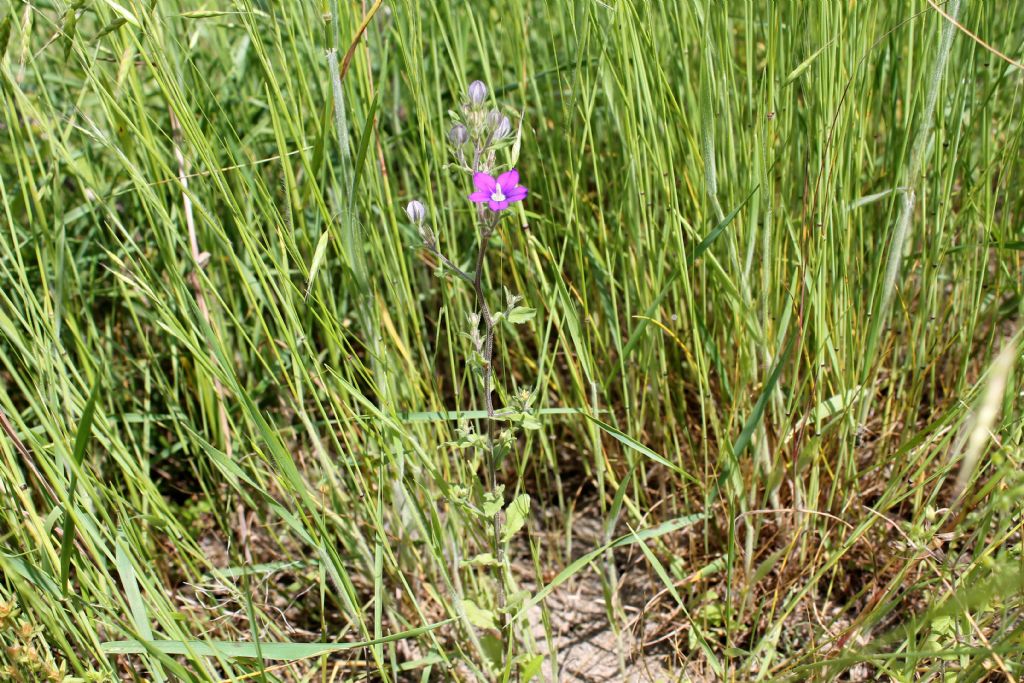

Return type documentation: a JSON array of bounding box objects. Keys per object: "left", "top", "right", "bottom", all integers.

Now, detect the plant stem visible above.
[
  {"left": 424, "top": 243, "right": 474, "bottom": 285},
  {"left": 473, "top": 227, "right": 496, "bottom": 421},
  {"left": 472, "top": 218, "right": 508, "bottom": 638}
]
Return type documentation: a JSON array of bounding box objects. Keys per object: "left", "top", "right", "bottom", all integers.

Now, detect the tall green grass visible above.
[{"left": 1, "top": 0, "right": 1022, "bottom": 680}]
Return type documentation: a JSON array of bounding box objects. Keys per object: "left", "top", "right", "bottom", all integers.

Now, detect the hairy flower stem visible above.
[
  {"left": 473, "top": 227, "right": 496, "bottom": 423},
  {"left": 424, "top": 245, "right": 474, "bottom": 284},
  {"left": 472, "top": 215, "right": 509, "bottom": 638}
]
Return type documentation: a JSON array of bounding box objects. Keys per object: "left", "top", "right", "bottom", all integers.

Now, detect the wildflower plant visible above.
[
  {"left": 406, "top": 79, "right": 539, "bottom": 673},
  {"left": 0, "top": 596, "right": 83, "bottom": 682}
]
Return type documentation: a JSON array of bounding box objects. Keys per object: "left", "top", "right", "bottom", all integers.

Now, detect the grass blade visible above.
[{"left": 59, "top": 379, "right": 102, "bottom": 594}]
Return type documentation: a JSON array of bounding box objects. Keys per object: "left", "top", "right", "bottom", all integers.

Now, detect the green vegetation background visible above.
[{"left": 0, "top": 0, "right": 1022, "bottom": 680}]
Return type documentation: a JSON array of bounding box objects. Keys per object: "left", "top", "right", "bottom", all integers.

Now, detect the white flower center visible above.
[{"left": 490, "top": 187, "right": 506, "bottom": 202}]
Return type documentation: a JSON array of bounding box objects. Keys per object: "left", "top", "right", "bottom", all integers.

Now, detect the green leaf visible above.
[
  {"left": 93, "top": 17, "right": 128, "bottom": 41},
  {"left": 304, "top": 230, "right": 331, "bottom": 300},
  {"left": 205, "top": 560, "right": 315, "bottom": 580},
  {"left": 519, "top": 654, "right": 543, "bottom": 681},
  {"left": 0, "top": 15, "right": 12, "bottom": 60},
  {"left": 99, "top": 0, "right": 141, "bottom": 27},
  {"left": 506, "top": 306, "right": 535, "bottom": 324},
  {"left": 714, "top": 330, "right": 796, "bottom": 497},
  {"left": 70, "top": 381, "right": 101, "bottom": 473},
  {"left": 520, "top": 414, "right": 542, "bottom": 430},
  {"left": 116, "top": 532, "right": 153, "bottom": 641},
  {"left": 608, "top": 462, "right": 635, "bottom": 535},
  {"left": 460, "top": 553, "right": 498, "bottom": 568},
  {"left": 61, "top": 378, "right": 102, "bottom": 594},
  {"left": 783, "top": 43, "right": 830, "bottom": 86},
  {"left": 306, "top": 96, "right": 333, "bottom": 204},
  {"left": 63, "top": 8, "right": 78, "bottom": 61},
  {"left": 808, "top": 387, "right": 861, "bottom": 424},
  {"left": 581, "top": 413, "right": 699, "bottom": 484},
  {"left": 482, "top": 487, "right": 505, "bottom": 518},
  {"left": 350, "top": 90, "right": 380, "bottom": 199},
  {"left": 606, "top": 185, "right": 757, "bottom": 387},
  {"left": 784, "top": 386, "right": 862, "bottom": 445},
  {"left": 751, "top": 546, "right": 787, "bottom": 586},
  {"left": 397, "top": 407, "right": 583, "bottom": 423},
  {"left": 553, "top": 276, "right": 594, "bottom": 380},
  {"left": 513, "top": 513, "right": 707, "bottom": 620},
  {"left": 180, "top": 10, "right": 235, "bottom": 19},
  {"left": 480, "top": 633, "right": 504, "bottom": 671},
  {"left": 462, "top": 598, "right": 497, "bottom": 630},
  {"left": 100, "top": 619, "right": 455, "bottom": 660},
  {"left": 503, "top": 589, "right": 530, "bottom": 612},
  {"left": 627, "top": 525, "right": 723, "bottom": 677},
  {"left": 447, "top": 431, "right": 487, "bottom": 450},
  {"left": 501, "top": 494, "right": 530, "bottom": 543},
  {"left": 0, "top": 551, "right": 61, "bottom": 599},
  {"left": 114, "top": 529, "right": 169, "bottom": 680}
]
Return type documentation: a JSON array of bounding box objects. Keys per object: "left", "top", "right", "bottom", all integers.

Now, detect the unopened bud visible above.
[
  {"left": 466, "top": 108, "right": 485, "bottom": 132},
  {"left": 493, "top": 115, "right": 512, "bottom": 140},
  {"left": 467, "top": 80, "right": 487, "bottom": 105},
  {"left": 485, "top": 109, "right": 503, "bottom": 129},
  {"left": 448, "top": 123, "right": 468, "bottom": 146},
  {"left": 405, "top": 200, "right": 426, "bottom": 224},
  {"left": 418, "top": 223, "right": 435, "bottom": 247}
]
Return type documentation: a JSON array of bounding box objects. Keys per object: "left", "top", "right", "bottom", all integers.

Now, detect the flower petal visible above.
[
  {"left": 473, "top": 172, "right": 496, "bottom": 194},
  {"left": 488, "top": 200, "right": 509, "bottom": 211},
  {"left": 496, "top": 169, "right": 519, "bottom": 191},
  {"left": 468, "top": 191, "right": 490, "bottom": 203},
  {"left": 505, "top": 186, "right": 528, "bottom": 202}
]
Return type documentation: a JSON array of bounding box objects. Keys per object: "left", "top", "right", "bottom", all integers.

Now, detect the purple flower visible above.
[{"left": 468, "top": 169, "right": 528, "bottom": 212}]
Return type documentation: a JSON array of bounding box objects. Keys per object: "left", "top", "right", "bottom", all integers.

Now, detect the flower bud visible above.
[
  {"left": 493, "top": 115, "right": 512, "bottom": 140},
  {"left": 418, "top": 223, "right": 436, "bottom": 248},
  {"left": 448, "top": 123, "right": 468, "bottom": 146},
  {"left": 485, "top": 109, "right": 503, "bottom": 129},
  {"left": 467, "top": 80, "right": 487, "bottom": 104},
  {"left": 405, "top": 200, "right": 426, "bottom": 224}
]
